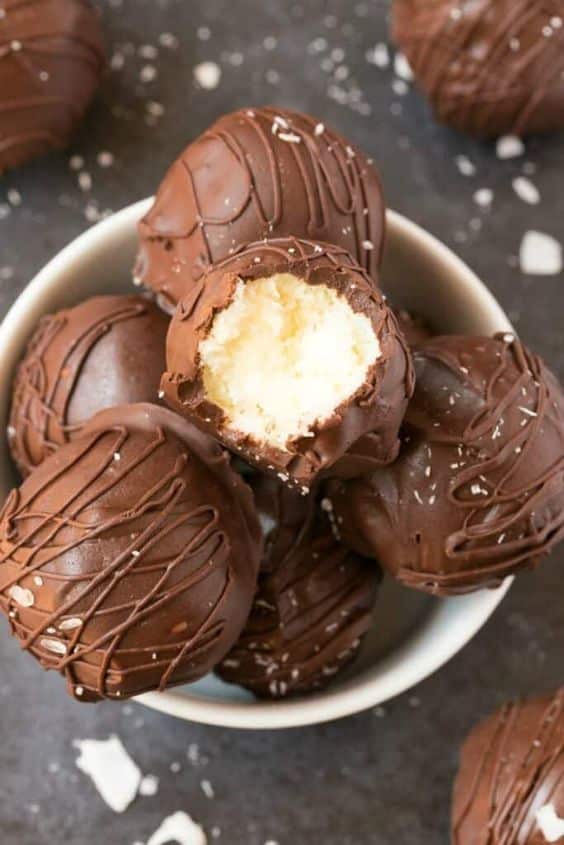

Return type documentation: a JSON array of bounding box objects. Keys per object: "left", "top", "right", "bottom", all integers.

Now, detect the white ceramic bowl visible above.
[{"left": 0, "top": 198, "right": 513, "bottom": 729}]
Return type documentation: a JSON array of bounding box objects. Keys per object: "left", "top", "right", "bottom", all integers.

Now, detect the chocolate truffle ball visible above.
[
  {"left": 161, "top": 238, "right": 414, "bottom": 488},
  {"left": 9, "top": 295, "right": 169, "bottom": 477},
  {"left": 452, "top": 690, "right": 564, "bottom": 845},
  {"left": 0, "top": 404, "right": 262, "bottom": 701},
  {"left": 0, "top": 0, "right": 105, "bottom": 172},
  {"left": 135, "top": 106, "right": 385, "bottom": 312},
  {"left": 393, "top": 308, "right": 433, "bottom": 347},
  {"left": 392, "top": 0, "right": 564, "bottom": 138},
  {"left": 326, "top": 334, "right": 564, "bottom": 595},
  {"left": 217, "top": 475, "right": 380, "bottom": 698}
]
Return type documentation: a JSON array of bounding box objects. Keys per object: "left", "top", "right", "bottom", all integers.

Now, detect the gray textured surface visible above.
[{"left": 0, "top": 1, "right": 562, "bottom": 843}]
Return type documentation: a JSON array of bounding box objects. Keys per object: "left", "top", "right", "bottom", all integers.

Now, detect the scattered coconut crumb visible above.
[
  {"left": 512, "top": 177, "right": 540, "bottom": 205},
  {"left": 394, "top": 52, "right": 413, "bottom": 81},
  {"left": 496, "top": 135, "right": 525, "bottom": 160},
  {"left": 473, "top": 188, "right": 493, "bottom": 208},
  {"left": 139, "top": 774, "right": 159, "bottom": 797},
  {"left": 73, "top": 735, "right": 141, "bottom": 813},
  {"left": 520, "top": 231, "right": 563, "bottom": 275},
  {"left": 366, "top": 43, "right": 389, "bottom": 68},
  {"left": 455, "top": 155, "right": 476, "bottom": 177},
  {"left": 146, "top": 811, "right": 207, "bottom": 845},
  {"left": 193, "top": 61, "right": 221, "bottom": 90}
]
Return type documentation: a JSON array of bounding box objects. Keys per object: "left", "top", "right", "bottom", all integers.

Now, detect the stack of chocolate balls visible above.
[{"left": 1, "top": 107, "right": 564, "bottom": 704}]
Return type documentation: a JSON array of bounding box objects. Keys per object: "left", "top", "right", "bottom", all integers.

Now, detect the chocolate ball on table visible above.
[
  {"left": 161, "top": 237, "right": 414, "bottom": 489},
  {"left": 0, "top": 404, "right": 262, "bottom": 702},
  {"left": 135, "top": 106, "right": 386, "bottom": 312},
  {"left": 326, "top": 334, "right": 564, "bottom": 595},
  {"left": 217, "top": 475, "right": 380, "bottom": 699},
  {"left": 452, "top": 690, "right": 564, "bottom": 845},
  {"left": 0, "top": 0, "right": 105, "bottom": 172},
  {"left": 8, "top": 295, "right": 169, "bottom": 477},
  {"left": 392, "top": 0, "right": 564, "bottom": 138}
]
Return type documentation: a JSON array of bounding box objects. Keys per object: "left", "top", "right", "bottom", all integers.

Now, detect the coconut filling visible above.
[{"left": 199, "top": 273, "right": 381, "bottom": 452}]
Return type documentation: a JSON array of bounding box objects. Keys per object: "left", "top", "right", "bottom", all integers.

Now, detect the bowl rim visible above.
[{"left": 0, "top": 198, "right": 514, "bottom": 730}]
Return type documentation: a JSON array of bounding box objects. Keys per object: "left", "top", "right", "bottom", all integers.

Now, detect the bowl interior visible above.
[{"left": 0, "top": 200, "right": 513, "bottom": 729}]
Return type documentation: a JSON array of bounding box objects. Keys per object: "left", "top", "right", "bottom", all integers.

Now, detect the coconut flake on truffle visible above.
[{"left": 199, "top": 273, "right": 381, "bottom": 450}]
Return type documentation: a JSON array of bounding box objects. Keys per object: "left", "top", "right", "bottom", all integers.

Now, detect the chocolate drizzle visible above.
[
  {"left": 392, "top": 0, "right": 564, "bottom": 138},
  {"left": 452, "top": 690, "right": 564, "bottom": 844},
  {"left": 0, "top": 0, "right": 105, "bottom": 171},
  {"left": 9, "top": 295, "right": 169, "bottom": 476},
  {"left": 327, "top": 335, "right": 564, "bottom": 595},
  {"left": 161, "top": 237, "right": 414, "bottom": 487},
  {"left": 135, "top": 106, "right": 385, "bottom": 311},
  {"left": 217, "top": 474, "right": 379, "bottom": 698},
  {"left": 0, "top": 404, "right": 262, "bottom": 701}
]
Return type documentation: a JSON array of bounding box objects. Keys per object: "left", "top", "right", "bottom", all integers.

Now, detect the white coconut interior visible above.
[{"left": 199, "top": 273, "right": 381, "bottom": 450}]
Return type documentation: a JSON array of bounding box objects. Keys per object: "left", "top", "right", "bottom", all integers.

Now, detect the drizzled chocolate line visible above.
[
  {"left": 401, "top": 336, "right": 564, "bottom": 590},
  {"left": 452, "top": 690, "right": 564, "bottom": 845},
  {"left": 393, "top": 0, "right": 564, "bottom": 137},
  {"left": 9, "top": 295, "right": 169, "bottom": 476},
  {"left": 136, "top": 106, "right": 385, "bottom": 309},
  {"left": 0, "top": 0, "right": 104, "bottom": 169},
  {"left": 11, "top": 300, "right": 147, "bottom": 458},
  {"left": 0, "top": 405, "right": 261, "bottom": 701},
  {"left": 217, "top": 477, "right": 379, "bottom": 698}
]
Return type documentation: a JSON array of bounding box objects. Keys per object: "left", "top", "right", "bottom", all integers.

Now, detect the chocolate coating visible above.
[
  {"left": 9, "top": 295, "right": 169, "bottom": 477},
  {"left": 0, "top": 0, "right": 105, "bottom": 172},
  {"left": 135, "top": 106, "right": 385, "bottom": 311},
  {"left": 161, "top": 237, "right": 414, "bottom": 487},
  {"left": 217, "top": 475, "right": 380, "bottom": 698},
  {"left": 0, "top": 403, "right": 262, "bottom": 701},
  {"left": 392, "top": 0, "right": 564, "bottom": 139},
  {"left": 327, "top": 335, "right": 564, "bottom": 595},
  {"left": 393, "top": 308, "right": 433, "bottom": 347},
  {"left": 452, "top": 690, "right": 564, "bottom": 844}
]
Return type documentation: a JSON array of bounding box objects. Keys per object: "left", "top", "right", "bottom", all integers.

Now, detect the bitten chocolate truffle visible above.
[
  {"left": 0, "top": 404, "right": 262, "bottom": 701},
  {"left": 161, "top": 238, "right": 414, "bottom": 488},
  {"left": 0, "top": 0, "right": 105, "bottom": 172},
  {"left": 217, "top": 475, "right": 379, "bottom": 698},
  {"left": 9, "top": 295, "right": 169, "bottom": 477},
  {"left": 392, "top": 0, "right": 564, "bottom": 138},
  {"left": 327, "top": 334, "right": 564, "bottom": 595},
  {"left": 135, "top": 106, "right": 385, "bottom": 311},
  {"left": 452, "top": 690, "right": 564, "bottom": 845}
]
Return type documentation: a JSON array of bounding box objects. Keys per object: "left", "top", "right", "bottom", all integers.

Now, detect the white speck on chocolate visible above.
[
  {"left": 40, "top": 637, "right": 67, "bottom": 655},
  {"left": 33, "top": 575, "right": 43, "bottom": 587},
  {"left": 520, "top": 231, "right": 563, "bottom": 275},
  {"left": 97, "top": 151, "right": 115, "bottom": 168},
  {"left": 193, "top": 61, "right": 221, "bottom": 90},
  {"left": 201, "top": 779, "right": 214, "bottom": 799},
  {"left": 7, "top": 189, "right": 21, "bottom": 206},
  {"left": 512, "top": 177, "right": 540, "bottom": 205},
  {"left": 159, "top": 32, "right": 179, "bottom": 48},
  {"left": 197, "top": 26, "right": 211, "bottom": 41},
  {"left": 59, "top": 617, "right": 82, "bottom": 631},
  {"left": 413, "top": 490, "right": 423, "bottom": 505},
  {"left": 7, "top": 584, "right": 34, "bottom": 607},
  {"left": 74, "top": 735, "right": 141, "bottom": 813},
  {"left": 496, "top": 135, "right": 525, "bottom": 159},
  {"left": 146, "top": 811, "right": 207, "bottom": 845}
]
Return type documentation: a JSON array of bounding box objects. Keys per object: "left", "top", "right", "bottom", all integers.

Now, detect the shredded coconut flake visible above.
[
  {"left": 496, "top": 135, "right": 525, "bottom": 159},
  {"left": 520, "top": 231, "right": 562, "bottom": 275},
  {"left": 147, "top": 811, "right": 207, "bottom": 845},
  {"left": 536, "top": 804, "right": 564, "bottom": 843},
  {"left": 8, "top": 584, "right": 34, "bottom": 607},
  {"left": 193, "top": 61, "right": 221, "bottom": 90},
  {"left": 73, "top": 735, "right": 141, "bottom": 813},
  {"left": 512, "top": 177, "right": 540, "bottom": 205}
]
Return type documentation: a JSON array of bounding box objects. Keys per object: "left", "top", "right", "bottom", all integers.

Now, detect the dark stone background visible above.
[{"left": 0, "top": 1, "right": 561, "bottom": 843}]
